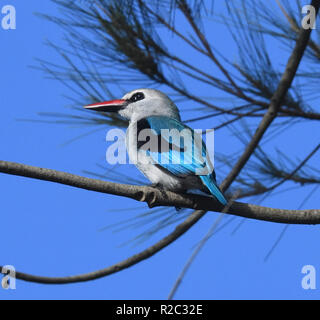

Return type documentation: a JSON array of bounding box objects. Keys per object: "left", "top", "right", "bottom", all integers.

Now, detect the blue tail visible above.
[{"left": 200, "top": 175, "right": 227, "bottom": 206}]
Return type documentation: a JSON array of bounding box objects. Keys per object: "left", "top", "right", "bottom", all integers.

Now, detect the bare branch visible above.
[{"left": 0, "top": 160, "right": 319, "bottom": 225}]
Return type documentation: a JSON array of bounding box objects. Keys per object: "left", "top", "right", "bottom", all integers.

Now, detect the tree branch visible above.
[{"left": 0, "top": 160, "right": 319, "bottom": 225}]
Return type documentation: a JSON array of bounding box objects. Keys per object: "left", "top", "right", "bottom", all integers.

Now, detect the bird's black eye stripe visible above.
[{"left": 129, "top": 92, "right": 145, "bottom": 103}]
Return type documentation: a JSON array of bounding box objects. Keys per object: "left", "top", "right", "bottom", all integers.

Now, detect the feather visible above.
[{"left": 136, "top": 116, "right": 227, "bottom": 205}]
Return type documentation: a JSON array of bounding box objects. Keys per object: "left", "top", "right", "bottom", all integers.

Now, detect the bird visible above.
[{"left": 84, "top": 88, "right": 227, "bottom": 206}]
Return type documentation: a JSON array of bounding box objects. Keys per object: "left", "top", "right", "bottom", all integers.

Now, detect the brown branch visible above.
[
  {"left": 0, "top": 160, "right": 319, "bottom": 225},
  {"left": 280, "top": 108, "right": 320, "bottom": 120}
]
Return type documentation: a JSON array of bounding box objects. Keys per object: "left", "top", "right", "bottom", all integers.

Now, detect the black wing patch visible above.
[{"left": 136, "top": 118, "right": 186, "bottom": 153}]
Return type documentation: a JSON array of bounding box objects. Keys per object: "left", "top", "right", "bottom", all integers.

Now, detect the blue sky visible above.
[{"left": 0, "top": 0, "right": 320, "bottom": 300}]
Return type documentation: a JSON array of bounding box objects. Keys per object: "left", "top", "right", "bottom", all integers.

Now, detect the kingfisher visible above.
[{"left": 84, "top": 88, "right": 227, "bottom": 206}]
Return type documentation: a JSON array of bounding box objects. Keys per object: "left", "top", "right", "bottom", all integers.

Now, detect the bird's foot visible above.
[
  {"left": 149, "top": 184, "right": 184, "bottom": 213},
  {"left": 149, "top": 183, "right": 168, "bottom": 199}
]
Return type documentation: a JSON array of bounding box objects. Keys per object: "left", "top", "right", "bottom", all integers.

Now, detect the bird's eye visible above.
[{"left": 129, "top": 92, "right": 145, "bottom": 103}]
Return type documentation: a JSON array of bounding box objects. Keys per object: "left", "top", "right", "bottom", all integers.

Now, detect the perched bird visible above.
[{"left": 84, "top": 89, "right": 227, "bottom": 206}]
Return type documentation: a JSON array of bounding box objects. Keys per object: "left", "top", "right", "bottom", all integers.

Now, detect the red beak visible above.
[{"left": 84, "top": 99, "right": 127, "bottom": 112}]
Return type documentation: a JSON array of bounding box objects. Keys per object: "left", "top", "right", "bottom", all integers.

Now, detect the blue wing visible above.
[{"left": 137, "top": 116, "right": 227, "bottom": 205}]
